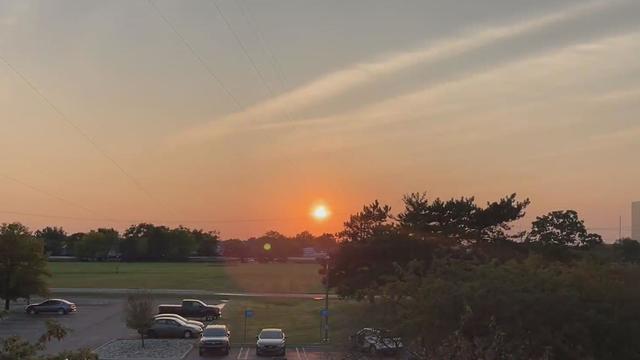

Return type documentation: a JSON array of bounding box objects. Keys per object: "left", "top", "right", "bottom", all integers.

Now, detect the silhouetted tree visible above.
[
  {"left": 0, "top": 223, "right": 49, "bottom": 310},
  {"left": 192, "top": 229, "right": 220, "bottom": 256},
  {"left": 397, "top": 193, "right": 529, "bottom": 242},
  {"left": 34, "top": 226, "right": 67, "bottom": 256},
  {"left": 614, "top": 238, "right": 640, "bottom": 263},
  {"left": 75, "top": 229, "right": 118, "bottom": 260},
  {"left": 527, "top": 210, "right": 603, "bottom": 248}
]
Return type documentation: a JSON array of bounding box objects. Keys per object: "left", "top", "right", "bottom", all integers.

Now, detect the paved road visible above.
[
  {"left": 51, "top": 288, "right": 339, "bottom": 299},
  {"left": 185, "top": 346, "right": 344, "bottom": 360}
]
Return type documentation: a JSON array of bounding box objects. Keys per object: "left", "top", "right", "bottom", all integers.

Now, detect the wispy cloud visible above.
[{"left": 172, "top": 0, "right": 621, "bottom": 144}]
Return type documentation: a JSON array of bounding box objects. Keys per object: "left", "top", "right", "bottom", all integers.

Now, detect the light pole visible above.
[{"left": 323, "top": 255, "right": 330, "bottom": 343}]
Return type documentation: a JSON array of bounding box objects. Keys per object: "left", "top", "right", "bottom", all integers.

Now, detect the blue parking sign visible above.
[{"left": 245, "top": 309, "right": 254, "bottom": 318}]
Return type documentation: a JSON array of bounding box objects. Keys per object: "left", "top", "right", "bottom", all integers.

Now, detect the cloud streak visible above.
[{"left": 172, "top": 0, "right": 623, "bottom": 144}]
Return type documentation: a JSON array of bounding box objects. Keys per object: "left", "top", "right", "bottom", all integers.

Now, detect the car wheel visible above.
[
  {"left": 184, "top": 330, "right": 193, "bottom": 339},
  {"left": 57, "top": 308, "right": 66, "bottom": 315},
  {"left": 27, "top": 308, "right": 37, "bottom": 315},
  {"left": 147, "top": 330, "right": 157, "bottom": 338},
  {"left": 199, "top": 348, "right": 204, "bottom": 356},
  {"left": 255, "top": 349, "right": 261, "bottom": 357},
  {"left": 225, "top": 346, "right": 230, "bottom": 355}
]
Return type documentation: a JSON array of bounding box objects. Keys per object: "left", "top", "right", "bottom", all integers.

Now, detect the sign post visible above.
[{"left": 243, "top": 309, "right": 254, "bottom": 345}]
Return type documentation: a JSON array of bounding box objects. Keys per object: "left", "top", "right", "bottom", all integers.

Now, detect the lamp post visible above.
[{"left": 323, "top": 255, "right": 330, "bottom": 343}]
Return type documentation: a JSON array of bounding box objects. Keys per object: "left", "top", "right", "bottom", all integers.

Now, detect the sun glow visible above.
[{"left": 311, "top": 205, "right": 330, "bottom": 221}]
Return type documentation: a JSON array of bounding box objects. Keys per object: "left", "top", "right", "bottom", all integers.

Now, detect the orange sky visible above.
[{"left": 1, "top": 0, "right": 639, "bottom": 240}]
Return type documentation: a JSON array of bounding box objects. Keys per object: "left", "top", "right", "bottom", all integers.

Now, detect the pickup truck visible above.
[{"left": 158, "top": 299, "right": 221, "bottom": 321}]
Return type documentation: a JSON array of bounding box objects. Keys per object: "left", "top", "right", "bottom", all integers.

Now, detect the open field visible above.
[
  {"left": 48, "top": 262, "right": 325, "bottom": 293},
  {"left": 218, "top": 297, "right": 361, "bottom": 345}
]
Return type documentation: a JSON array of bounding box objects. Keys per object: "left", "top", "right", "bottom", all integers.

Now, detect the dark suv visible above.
[{"left": 25, "top": 299, "right": 77, "bottom": 315}]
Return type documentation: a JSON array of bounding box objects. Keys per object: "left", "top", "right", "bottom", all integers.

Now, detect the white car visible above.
[
  {"left": 256, "top": 328, "right": 286, "bottom": 356},
  {"left": 153, "top": 314, "right": 204, "bottom": 329}
]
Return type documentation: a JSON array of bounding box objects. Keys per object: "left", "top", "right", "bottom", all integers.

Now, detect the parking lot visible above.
[
  {"left": 185, "top": 346, "right": 343, "bottom": 360},
  {"left": 0, "top": 296, "right": 132, "bottom": 354},
  {"left": 0, "top": 295, "right": 394, "bottom": 360}
]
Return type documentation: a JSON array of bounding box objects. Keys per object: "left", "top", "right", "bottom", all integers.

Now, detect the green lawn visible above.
[
  {"left": 216, "top": 297, "right": 361, "bottom": 345},
  {"left": 48, "top": 262, "right": 325, "bottom": 293}
]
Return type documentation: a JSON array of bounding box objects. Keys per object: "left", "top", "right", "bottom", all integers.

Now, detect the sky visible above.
[{"left": 1, "top": 0, "right": 639, "bottom": 240}]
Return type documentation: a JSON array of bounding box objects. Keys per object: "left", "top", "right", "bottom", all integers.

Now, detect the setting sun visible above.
[{"left": 312, "top": 205, "right": 331, "bottom": 221}]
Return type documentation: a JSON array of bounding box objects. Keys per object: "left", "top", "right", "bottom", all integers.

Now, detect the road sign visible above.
[
  {"left": 245, "top": 309, "right": 254, "bottom": 318},
  {"left": 320, "top": 309, "right": 329, "bottom": 318}
]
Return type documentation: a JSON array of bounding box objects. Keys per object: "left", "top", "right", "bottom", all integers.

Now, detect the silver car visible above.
[
  {"left": 147, "top": 317, "right": 203, "bottom": 339},
  {"left": 256, "top": 328, "right": 286, "bottom": 356},
  {"left": 153, "top": 313, "right": 204, "bottom": 329}
]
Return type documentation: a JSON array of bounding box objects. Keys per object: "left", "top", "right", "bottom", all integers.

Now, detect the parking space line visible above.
[
  {"left": 302, "top": 346, "right": 309, "bottom": 360},
  {"left": 243, "top": 346, "right": 249, "bottom": 360},
  {"left": 237, "top": 347, "right": 244, "bottom": 360},
  {"left": 296, "top": 347, "right": 302, "bottom": 360}
]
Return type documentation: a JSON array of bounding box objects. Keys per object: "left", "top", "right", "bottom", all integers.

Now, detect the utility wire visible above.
[
  {"left": 0, "top": 209, "right": 306, "bottom": 224},
  {"left": 147, "top": 0, "right": 243, "bottom": 111},
  {"left": 237, "top": 0, "right": 289, "bottom": 93},
  {"left": 0, "top": 54, "right": 163, "bottom": 210},
  {"left": 0, "top": 174, "right": 103, "bottom": 218},
  {"left": 211, "top": 0, "right": 286, "bottom": 113}
]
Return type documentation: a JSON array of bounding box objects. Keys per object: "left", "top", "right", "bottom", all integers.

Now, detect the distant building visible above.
[
  {"left": 303, "top": 247, "right": 327, "bottom": 258},
  {"left": 633, "top": 202, "right": 640, "bottom": 241}
]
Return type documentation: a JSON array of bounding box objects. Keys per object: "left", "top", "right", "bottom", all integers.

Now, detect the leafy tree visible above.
[
  {"left": 527, "top": 210, "right": 603, "bottom": 248},
  {"left": 74, "top": 229, "right": 118, "bottom": 260},
  {"left": 614, "top": 238, "right": 640, "bottom": 263},
  {"left": 34, "top": 227, "right": 67, "bottom": 256},
  {"left": 0, "top": 223, "right": 49, "bottom": 310},
  {"left": 397, "top": 193, "right": 529, "bottom": 242},
  {"left": 120, "top": 224, "right": 198, "bottom": 261},
  {"left": 220, "top": 239, "right": 249, "bottom": 259},
  {"left": 0, "top": 319, "right": 97, "bottom": 359},
  {"left": 339, "top": 200, "right": 393, "bottom": 243},
  {"left": 375, "top": 258, "right": 640, "bottom": 360},
  {"left": 124, "top": 291, "right": 154, "bottom": 348},
  {"left": 191, "top": 229, "right": 220, "bottom": 256}
]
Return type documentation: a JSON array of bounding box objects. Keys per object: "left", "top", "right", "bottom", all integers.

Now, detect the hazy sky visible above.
[{"left": 1, "top": 0, "right": 639, "bottom": 239}]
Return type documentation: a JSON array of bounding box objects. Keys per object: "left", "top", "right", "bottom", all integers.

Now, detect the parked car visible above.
[
  {"left": 350, "top": 328, "right": 403, "bottom": 355},
  {"left": 147, "top": 317, "right": 203, "bottom": 339},
  {"left": 25, "top": 299, "right": 77, "bottom": 315},
  {"left": 199, "top": 324, "right": 231, "bottom": 356},
  {"left": 153, "top": 313, "right": 204, "bottom": 329},
  {"left": 157, "top": 299, "right": 221, "bottom": 321},
  {"left": 256, "top": 328, "right": 286, "bottom": 356}
]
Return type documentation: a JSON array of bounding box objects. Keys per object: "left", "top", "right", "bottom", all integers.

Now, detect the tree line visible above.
[
  {"left": 34, "top": 224, "right": 337, "bottom": 261},
  {"left": 328, "top": 192, "right": 640, "bottom": 360},
  {"left": 33, "top": 223, "right": 219, "bottom": 261}
]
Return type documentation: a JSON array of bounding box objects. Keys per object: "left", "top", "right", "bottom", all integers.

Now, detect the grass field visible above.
[
  {"left": 48, "top": 262, "right": 325, "bottom": 293},
  {"left": 218, "top": 298, "right": 362, "bottom": 345}
]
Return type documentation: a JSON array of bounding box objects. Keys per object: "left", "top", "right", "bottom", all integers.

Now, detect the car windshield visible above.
[
  {"left": 203, "top": 328, "right": 227, "bottom": 337},
  {"left": 260, "top": 330, "right": 283, "bottom": 339}
]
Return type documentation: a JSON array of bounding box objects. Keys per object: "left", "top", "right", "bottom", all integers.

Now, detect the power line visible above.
[
  {"left": 147, "top": 0, "right": 243, "bottom": 111},
  {"left": 0, "top": 173, "right": 103, "bottom": 217},
  {"left": 237, "top": 0, "right": 290, "bottom": 93},
  {"left": 0, "top": 209, "right": 306, "bottom": 225},
  {"left": 211, "top": 0, "right": 284, "bottom": 106},
  {"left": 0, "top": 54, "right": 164, "bottom": 211}
]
